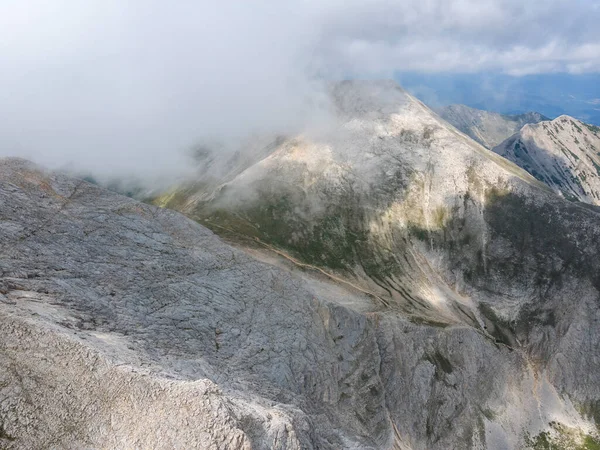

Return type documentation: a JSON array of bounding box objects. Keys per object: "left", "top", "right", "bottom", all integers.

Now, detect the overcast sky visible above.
[{"left": 1, "top": 0, "right": 599, "bottom": 179}]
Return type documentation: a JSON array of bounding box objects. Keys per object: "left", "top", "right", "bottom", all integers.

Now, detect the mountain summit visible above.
[{"left": 156, "top": 80, "right": 550, "bottom": 322}]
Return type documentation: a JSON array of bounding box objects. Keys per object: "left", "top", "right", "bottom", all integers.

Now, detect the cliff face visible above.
[
  {"left": 493, "top": 115, "right": 600, "bottom": 205},
  {"left": 2, "top": 81, "right": 600, "bottom": 450},
  {"left": 438, "top": 104, "right": 548, "bottom": 149}
]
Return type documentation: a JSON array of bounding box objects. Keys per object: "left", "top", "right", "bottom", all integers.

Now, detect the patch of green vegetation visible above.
[
  {"left": 151, "top": 187, "right": 193, "bottom": 210},
  {"left": 484, "top": 188, "right": 600, "bottom": 293},
  {"left": 198, "top": 179, "right": 408, "bottom": 286},
  {"left": 478, "top": 302, "right": 516, "bottom": 346},
  {"left": 201, "top": 209, "right": 263, "bottom": 241},
  {"left": 425, "top": 350, "right": 454, "bottom": 375},
  {"left": 579, "top": 400, "right": 600, "bottom": 430},
  {"left": 572, "top": 120, "right": 584, "bottom": 133},
  {"left": 408, "top": 224, "right": 429, "bottom": 241},
  {"left": 408, "top": 316, "right": 450, "bottom": 328},
  {"left": 584, "top": 436, "right": 600, "bottom": 450},
  {"left": 585, "top": 123, "right": 600, "bottom": 135},
  {"left": 525, "top": 422, "right": 600, "bottom": 450},
  {"left": 235, "top": 191, "right": 360, "bottom": 270},
  {"left": 433, "top": 206, "right": 448, "bottom": 228},
  {"left": 480, "top": 408, "right": 497, "bottom": 421},
  {"left": 567, "top": 148, "right": 581, "bottom": 161},
  {"left": 591, "top": 159, "right": 600, "bottom": 177},
  {"left": 0, "top": 423, "right": 14, "bottom": 441},
  {"left": 526, "top": 430, "right": 552, "bottom": 449}
]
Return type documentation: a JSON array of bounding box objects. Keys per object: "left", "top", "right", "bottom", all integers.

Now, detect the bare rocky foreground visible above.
[
  {"left": 0, "top": 158, "right": 392, "bottom": 449},
  {"left": 1, "top": 83, "right": 600, "bottom": 449}
]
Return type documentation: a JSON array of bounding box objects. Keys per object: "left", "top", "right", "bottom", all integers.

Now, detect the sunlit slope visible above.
[{"left": 494, "top": 115, "right": 600, "bottom": 205}]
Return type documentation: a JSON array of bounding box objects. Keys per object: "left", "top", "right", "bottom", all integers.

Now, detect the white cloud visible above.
[
  {"left": 0, "top": 0, "right": 598, "bottom": 179},
  {"left": 315, "top": 0, "right": 600, "bottom": 76}
]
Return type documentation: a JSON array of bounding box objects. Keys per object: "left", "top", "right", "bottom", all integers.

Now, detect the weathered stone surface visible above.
[{"left": 0, "top": 158, "right": 390, "bottom": 449}]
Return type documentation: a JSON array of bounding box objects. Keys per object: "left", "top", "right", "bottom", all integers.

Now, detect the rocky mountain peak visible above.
[
  {"left": 493, "top": 114, "right": 600, "bottom": 205},
  {"left": 329, "top": 79, "right": 412, "bottom": 117}
]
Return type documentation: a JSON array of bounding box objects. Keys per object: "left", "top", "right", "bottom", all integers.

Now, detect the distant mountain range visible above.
[
  {"left": 437, "top": 104, "right": 548, "bottom": 149},
  {"left": 439, "top": 103, "right": 600, "bottom": 206}
]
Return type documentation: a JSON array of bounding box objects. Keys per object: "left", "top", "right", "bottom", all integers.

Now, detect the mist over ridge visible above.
[{"left": 1, "top": 1, "right": 600, "bottom": 185}]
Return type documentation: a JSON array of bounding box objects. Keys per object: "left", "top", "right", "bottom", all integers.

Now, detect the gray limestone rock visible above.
[{"left": 493, "top": 115, "right": 600, "bottom": 205}]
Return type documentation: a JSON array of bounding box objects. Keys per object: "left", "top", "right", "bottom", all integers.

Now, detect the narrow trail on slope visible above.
[
  {"left": 202, "top": 218, "right": 521, "bottom": 353},
  {"left": 203, "top": 219, "right": 391, "bottom": 308}
]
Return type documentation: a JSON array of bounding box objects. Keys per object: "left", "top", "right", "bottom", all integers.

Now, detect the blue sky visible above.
[{"left": 397, "top": 72, "right": 600, "bottom": 124}]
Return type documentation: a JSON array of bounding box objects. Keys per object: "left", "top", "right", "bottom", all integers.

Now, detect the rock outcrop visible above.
[
  {"left": 493, "top": 115, "right": 600, "bottom": 205},
  {"left": 152, "top": 81, "right": 600, "bottom": 448},
  {"left": 438, "top": 104, "right": 548, "bottom": 149}
]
